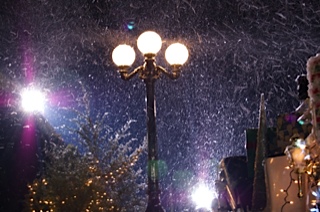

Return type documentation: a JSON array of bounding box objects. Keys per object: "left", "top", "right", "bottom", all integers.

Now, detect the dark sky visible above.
[{"left": 1, "top": 0, "right": 320, "bottom": 209}]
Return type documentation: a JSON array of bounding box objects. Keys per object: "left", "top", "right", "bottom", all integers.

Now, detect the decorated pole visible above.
[
  {"left": 307, "top": 54, "right": 320, "bottom": 144},
  {"left": 251, "top": 93, "right": 267, "bottom": 211}
]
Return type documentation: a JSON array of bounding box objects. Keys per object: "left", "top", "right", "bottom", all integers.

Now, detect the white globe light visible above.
[
  {"left": 165, "top": 43, "right": 189, "bottom": 66},
  {"left": 21, "top": 88, "right": 45, "bottom": 113},
  {"left": 112, "top": 44, "right": 136, "bottom": 67},
  {"left": 137, "top": 31, "right": 162, "bottom": 55}
]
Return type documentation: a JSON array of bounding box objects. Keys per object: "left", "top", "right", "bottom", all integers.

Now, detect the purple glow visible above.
[
  {"left": 16, "top": 116, "right": 37, "bottom": 179},
  {"left": 21, "top": 116, "right": 36, "bottom": 147},
  {"left": 22, "top": 47, "right": 34, "bottom": 85},
  {"left": 47, "top": 89, "right": 78, "bottom": 108},
  {"left": 0, "top": 93, "right": 18, "bottom": 107},
  {"left": 12, "top": 116, "right": 38, "bottom": 203}
]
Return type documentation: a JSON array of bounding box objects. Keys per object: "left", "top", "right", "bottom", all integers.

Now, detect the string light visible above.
[
  {"left": 280, "top": 169, "right": 295, "bottom": 212},
  {"left": 285, "top": 166, "right": 291, "bottom": 170},
  {"left": 27, "top": 144, "right": 143, "bottom": 211}
]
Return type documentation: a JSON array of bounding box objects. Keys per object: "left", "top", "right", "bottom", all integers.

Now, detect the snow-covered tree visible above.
[{"left": 25, "top": 91, "right": 147, "bottom": 211}]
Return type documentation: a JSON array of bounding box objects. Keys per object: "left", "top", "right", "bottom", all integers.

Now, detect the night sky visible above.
[{"left": 1, "top": 0, "right": 320, "bottom": 209}]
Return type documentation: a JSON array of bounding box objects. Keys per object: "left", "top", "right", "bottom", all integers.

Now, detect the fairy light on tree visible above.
[
  {"left": 26, "top": 141, "right": 145, "bottom": 211},
  {"left": 25, "top": 93, "right": 147, "bottom": 211}
]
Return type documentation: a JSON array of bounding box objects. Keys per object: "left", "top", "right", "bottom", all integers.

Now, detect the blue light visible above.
[{"left": 127, "top": 21, "right": 135, "bottom": 30}]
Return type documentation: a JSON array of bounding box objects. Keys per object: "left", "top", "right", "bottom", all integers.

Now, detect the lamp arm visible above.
[
  {"left": 119, "top": 66, "right": 143, "bottom": 80},
  {"left": 156, "top": 65, "right": 180, "bottom": 80}
]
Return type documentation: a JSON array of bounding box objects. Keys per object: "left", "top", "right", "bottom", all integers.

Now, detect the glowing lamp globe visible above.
[
  {"left": 165, "top": 43, "right": 189, "bottom": 66},
  {"left": 137, "top": 31, "right": 162, "bottom": 56},
  {"left": 21, "top": 88, "right": 45, "bottom": 113},
  {"left": 112, "top": 44, "right": 136, "bottom": 67}
]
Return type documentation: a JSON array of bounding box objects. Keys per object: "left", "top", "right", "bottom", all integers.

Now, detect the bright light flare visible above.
[
  {"left": 21, "top": 88, "right": 45, "bottom": 113},
  {"left": 192, "top": 184, "right": 215, "bottom": 210}
]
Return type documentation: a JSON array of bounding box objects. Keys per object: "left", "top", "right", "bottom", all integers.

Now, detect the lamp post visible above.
[{"left": 112, "top": 31, "right": 189, "bottom": 211}]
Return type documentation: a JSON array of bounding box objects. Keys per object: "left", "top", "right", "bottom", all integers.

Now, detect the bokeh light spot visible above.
[{"left": 127, "top": 21, "right": 135, "bottom": 30}]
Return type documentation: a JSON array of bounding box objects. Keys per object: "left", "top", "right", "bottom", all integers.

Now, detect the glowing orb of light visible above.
[
  {"left": 112, "top": 44, "right": 136, "bottom": 67},
  {"left": 21, "top": 88, "right": 46, "bottom": 113},
  {"left": 165, "top": 43, "right": 189, "bottom": 66},
  {"left": 191, "top": 184, "right": 215, "bottom": 211},
  {"left": 127, "top": 21, "right": 135, "bottom": 30},
  {"left": 137, "top": 31, "right": 162, "bottom": 55}
]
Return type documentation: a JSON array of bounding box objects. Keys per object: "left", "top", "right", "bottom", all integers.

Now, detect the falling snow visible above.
[{"left": 0, "top": 0, "right": 320, "bottom": 210}]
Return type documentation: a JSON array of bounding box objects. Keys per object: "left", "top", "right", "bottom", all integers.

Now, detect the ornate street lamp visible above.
[{"left": 112, "top": 31, "right": 189, "bottom": 211}]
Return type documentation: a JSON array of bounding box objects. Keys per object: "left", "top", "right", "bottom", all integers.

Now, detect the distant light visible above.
[
  {"left": 127, "top": 21, "right": 135, "bottom": 30},
  {"left": 192, "top": 184, "right": 215, "bottom": 210},
  {"left": 312, "top": 188, "right": 320, "bottom": 197},
  {"left": 21, "top": 88, "right": 45, "bottom": 113}
]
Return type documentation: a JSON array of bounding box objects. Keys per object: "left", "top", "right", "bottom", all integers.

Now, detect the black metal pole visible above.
[{"left": 144, "top": 78, "right": 165, "bottom": 212}]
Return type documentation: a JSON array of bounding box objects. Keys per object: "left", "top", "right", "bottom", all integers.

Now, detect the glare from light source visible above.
[
  {"left": 165, "top": 43, "right": 189, "bottom": 66},
  {"left": 137, "top": 31, "right": 162, "bottom": 55},
  {"left": 192, "top": 184, "right": 215, "bottom": 210},
  {"left": 21, "top": 88, "right": 45, "bottom": 113},
  {"left": 112, "top": 44, "right": 136, "bottom": 67}
]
